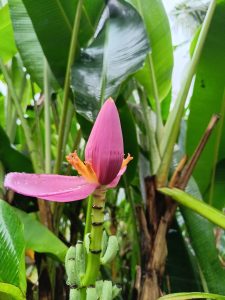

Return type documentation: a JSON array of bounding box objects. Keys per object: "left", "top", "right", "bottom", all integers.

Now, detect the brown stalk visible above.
[
  {"left": 38, "top": 199, "right": 53, "bottom": 231},
  {"left": 163, "top": 114, "right": 220, "bottom": 226},
  {"left": 177, "top": 114, "right": 220, "bottom": 189},
  {"left": 139, "top": 114, "right": 220, "bottom": 300}
]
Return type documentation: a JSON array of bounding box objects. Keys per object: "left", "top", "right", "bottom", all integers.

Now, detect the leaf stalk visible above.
[
  {"left": 44, "top": 58, "right": 52, "bottom": 173},
  {"left": 54, "top": 0, "right": 83, "bottom": 173}
]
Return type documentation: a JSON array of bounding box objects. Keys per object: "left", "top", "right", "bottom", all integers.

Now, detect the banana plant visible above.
[{"left": 0, "top": 0, "right": 225, "bottom": 299}]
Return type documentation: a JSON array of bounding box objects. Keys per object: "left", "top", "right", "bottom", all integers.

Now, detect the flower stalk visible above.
[
  {"left": 82, "top": 186, "right": 107, "bottom": 286},
  {"left": 84, "top": 195, "right": 93, "bottom": 238}
]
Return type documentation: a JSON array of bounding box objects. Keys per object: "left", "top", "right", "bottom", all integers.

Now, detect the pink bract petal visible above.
[
  {"left": 107, "top": 167, "right": 126, "bottom": 188},
  {"left": 4, "top": 173, "right": 98, "bottom": 202},
  {"left": 85, "top": 98, "right": 124, "bottom": 185}
]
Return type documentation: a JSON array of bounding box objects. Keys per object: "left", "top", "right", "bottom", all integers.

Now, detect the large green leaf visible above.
[
  {"left": 15, "top": 208, "right": 68, "bottom": 262},
  {"left": 0, "top": 125, "right": 33, "bottom": 173},
  {"left": 21, "top": 0, "right": 104, "bottom": 85},
  {"left": 71, "top": 0, "right": 150, "bottom": 121},
  {"left": 186, "top": 1, "right": 225, "bottom": 201},
  {"left": 127, "top": 0, "right": 173, "bottom": 101},
  {"left": 0, "top": 200, "right": 26, "bottom": 297},
  {"left": 182, "top": 214, "right": 225, "bottom": 294},
  {"left": 182, "top": 179, "right": 225, "bottom": 294},
  {"left": 0, "top": 5, "right": 17, "bottom": 63},
  {"left": 8, "top": 0, "right": 46, "bottom": 87},
  {"left": 8, "top": 0, "right": 44, "bottom": 86},
  {"left": 171, "top": 152, "right": 225, "bottom": 294}
]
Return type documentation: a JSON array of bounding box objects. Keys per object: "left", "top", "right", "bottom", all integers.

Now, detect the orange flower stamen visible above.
[
  {"left": 25, "top": 249, "right": 35, "bottom": 261},
  {"left": 121, "top": 153, "right": 133, "bottom": 169},
  {"left": 66, "top": 151, "right": 98, "bottom": 184}
]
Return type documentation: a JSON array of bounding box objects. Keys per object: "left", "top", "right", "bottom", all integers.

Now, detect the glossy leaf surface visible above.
[{"left": 72, "top": 0, "right": 150, "bottom": 121}]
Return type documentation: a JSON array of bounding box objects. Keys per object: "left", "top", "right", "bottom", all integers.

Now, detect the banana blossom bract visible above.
[{"left": 4, "top": 98, "right": 132, "bottom": 202}]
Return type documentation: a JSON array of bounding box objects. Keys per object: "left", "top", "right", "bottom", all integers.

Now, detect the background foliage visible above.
[{"left": 0, "top": 0, "right": 225, "bottom": 299}]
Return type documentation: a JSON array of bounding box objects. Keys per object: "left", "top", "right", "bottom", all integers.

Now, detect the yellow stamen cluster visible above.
[
  {"left": 121, "top": 153, "right": 133, "bottom": 169},
  {"left": 66, "top": 151, "right": 98, "bottom": 184}
]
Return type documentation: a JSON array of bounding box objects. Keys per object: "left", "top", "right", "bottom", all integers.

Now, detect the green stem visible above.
[
  {"left": 82, "top": 187, "right": 106, "bottom": 286},
  {"left": 0, "top": 59, "right": 42, "bottom": 173},
  {"left": 80, "top": 288, "right": 86, "bottom": 300},
  {"left": 6, "top": 86, "right": 11, "bottom": 134},
  {"left": 84, "top": 195, "right": 93, "bottom": 238},
  {"left": 7, "top": 104, "right": 16, "bottom": 143},
  {"left": 7, "top": 72, "right": 26, "bottom": 142},
  {"left": 140, "top": 89, "right": 161, "bottom": 174},
  {"left": 157, "top": 0, "right": 217, "bottom": 186},
  {"left": 66, "top": 129, "right": 82, "bottom": 175},
  {"left": 62, "top": 101, "right": 75, "bottom": 153},
  {"left": 146, "top": 54, "right": 164, "bottom": 143},
  {"left": 54, "top": 0, "right": 83, "bottom": 173},
  {"left": 31, "top": 81, "right": 44, "bottom": 169},
  {"left": 159, "top": 187, "right": 225, "bottom": 230},
  {"left": 124, "top": 176, "right": 140, "bottom": 265},
  {"left": 99, "top": 23, "right": 109, "bottom": 107},
  {"left": 44, "top": 58, "right": 52, "bottom": 173},
  {"left": 51, "top": 95, "right": 60, "bottom": 132}
]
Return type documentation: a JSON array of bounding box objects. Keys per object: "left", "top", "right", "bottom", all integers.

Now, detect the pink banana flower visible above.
[{"left": 4, "top": 98, "right": 132, "bottom": 202}]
